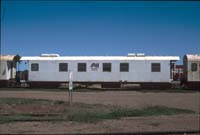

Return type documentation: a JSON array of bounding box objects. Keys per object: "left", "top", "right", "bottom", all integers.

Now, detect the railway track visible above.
[{"left": 67, "top": 130, "right": 200, "bottom": 135}]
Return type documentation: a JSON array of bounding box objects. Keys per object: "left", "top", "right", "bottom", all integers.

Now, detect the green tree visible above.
[
  {"left": 14, "top": 54, "right": 21, "bottom": 83},
  {"left": 14, "top": 54, "right": 21, "bottom": 71}
]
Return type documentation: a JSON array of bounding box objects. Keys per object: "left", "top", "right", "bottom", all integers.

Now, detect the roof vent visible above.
[
  {"left": 127, "top": 53, "right": 136, "bottom": 57},
  {"left": 41, "top": 54, "right": 60, "bottom": 57},
  {"left": 136, "top": 53, "right": 145, "bottom": 57}
]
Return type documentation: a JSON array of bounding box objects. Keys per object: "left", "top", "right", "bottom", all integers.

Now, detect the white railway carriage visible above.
[
  {"left": 0, "top": 55, "right": 17, "bottom": 87},
  {"left": 183, "top": 54, "right": 200, "bottom": 90},
  {"left": 21, "top": 54, "right": 180, "bottom": 89}
]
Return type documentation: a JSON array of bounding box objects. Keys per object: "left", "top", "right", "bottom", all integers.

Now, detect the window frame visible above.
[
  {"left": 120, "top": 63, "right": 129, "bottom": 72},
  {"left": 59, "top": 63, "right": 68, "bottom": 72},
  {"left": 103, "top": 63, "right": 112, "bottom": 72},
  {"left": 31, "top": 63, "right": 39, "bottom": 71},
  {"left": 191, "top": 63, "right": 197, "bottom": 72},
  {"left": 78, "top": 63, "right": 87, "bottom": 72},
  {"left": 151, "top": 63, "right": 161, "bottom": 72}
]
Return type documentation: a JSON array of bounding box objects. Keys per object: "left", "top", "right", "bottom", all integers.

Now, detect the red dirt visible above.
[
  {"left": 0, "top": 90, "right": 199, "bottom": 134},
  {"left": 0, "top": 90, "right": 199, "bottom": 112},
  {"left": 0, "top": 114, "right": 199, "bottom": 134}
]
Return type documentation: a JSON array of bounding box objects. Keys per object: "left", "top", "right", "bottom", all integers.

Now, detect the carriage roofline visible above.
[
  {"left": 184, "top": 54, "right": 200, "bottom": 61},
  {"left": 0, "top": 55, "right": 16, "bottom": 61},
  {"left": 21, "top": 56, "right": 180, "bottom": 61}
]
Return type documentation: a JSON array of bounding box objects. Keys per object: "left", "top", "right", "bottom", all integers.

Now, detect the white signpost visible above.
[{"left": 69, "top": 71, "right": 73, "bottom": 105}]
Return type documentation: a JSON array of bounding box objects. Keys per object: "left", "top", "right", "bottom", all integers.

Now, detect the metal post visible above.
[{"left": 69, "top": 71, "right": 73, "bottom": 105}]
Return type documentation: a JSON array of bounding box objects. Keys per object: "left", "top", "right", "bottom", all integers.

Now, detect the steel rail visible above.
[{"left": 65, "top": 130, "right": 200, "bottom": 135}]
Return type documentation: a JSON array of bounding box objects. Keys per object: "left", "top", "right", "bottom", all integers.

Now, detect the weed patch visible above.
[{"left": 0, "top": 98, "right": 195, "bottom": 124}]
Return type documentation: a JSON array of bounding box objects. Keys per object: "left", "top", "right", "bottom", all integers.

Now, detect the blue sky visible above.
[{"left": 1, "top": 1, "right": 200, "bottom": 60}]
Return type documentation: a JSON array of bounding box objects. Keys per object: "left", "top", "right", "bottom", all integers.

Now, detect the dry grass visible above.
[{"left": 0, "top": 98, "right": 194, "bottom": 124}]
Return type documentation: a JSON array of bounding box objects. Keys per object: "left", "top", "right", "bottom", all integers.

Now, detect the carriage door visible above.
[
  {"left": 170, "top": 60, "right": 176, "bottom": 80},
  {"left": 199, "top": 63, "right": 200, "bottom": 81}
]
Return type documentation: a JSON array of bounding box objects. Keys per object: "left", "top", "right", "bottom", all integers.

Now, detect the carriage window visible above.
[
  {"left": 151, "top": 63, "right": 160, "bottom": 72},
  {"left": 31, "top": 63, "right": 39, "bottom": 71},
  {"left": 78, "top": 63, "right": 86, "bottom": 72},
  {"left": 120, "top": 63, "right": 129, "bottom": 72},
  {"left": 191, "top": 63, "right": 197, "bottom": 72},
  {"left": 103, "top": 63, "right": 111, "bottom": 72},
  {"left": 59, "top": 63, "right": 68, "bottom": 72}
]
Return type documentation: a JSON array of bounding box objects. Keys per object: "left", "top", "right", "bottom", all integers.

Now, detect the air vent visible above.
[
  {"left": 40, "top": 54, "right": 60, "bottom": 57},
  {"left": 136, "top": 53, "right": 145, "bottom": 57},
  {"left": 127, "top": 53, "right": 136, "bottom": 57}
]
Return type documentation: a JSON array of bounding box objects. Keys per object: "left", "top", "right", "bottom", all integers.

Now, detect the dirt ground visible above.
[
  {"left": 0, "top": 90, "right": 199, "bottom": 134},
  {"left": 0, "top": 114, "right": 199, "bottom": 134},
  {"left": 0, "top": 90, "right": 199, "bottom": 112}
]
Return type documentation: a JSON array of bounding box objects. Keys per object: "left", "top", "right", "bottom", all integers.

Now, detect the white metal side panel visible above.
[
  {"left": 148, "top": 60, "right": 170, "bottom": 82},
  {"left": 28, "top": 60, "right": 171, "bottom": 82},
  {"left": 29, "top": 61, "right": 69, "bottom": 81},
  {"left": 0, "top": 61, "right": 11, "bottom": 80},
  {"left": 187, "top": 61, "right": 200, "bottom": 82},
  {"left": 119, "top": 60, "right": 170, "bottom": 82}
]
